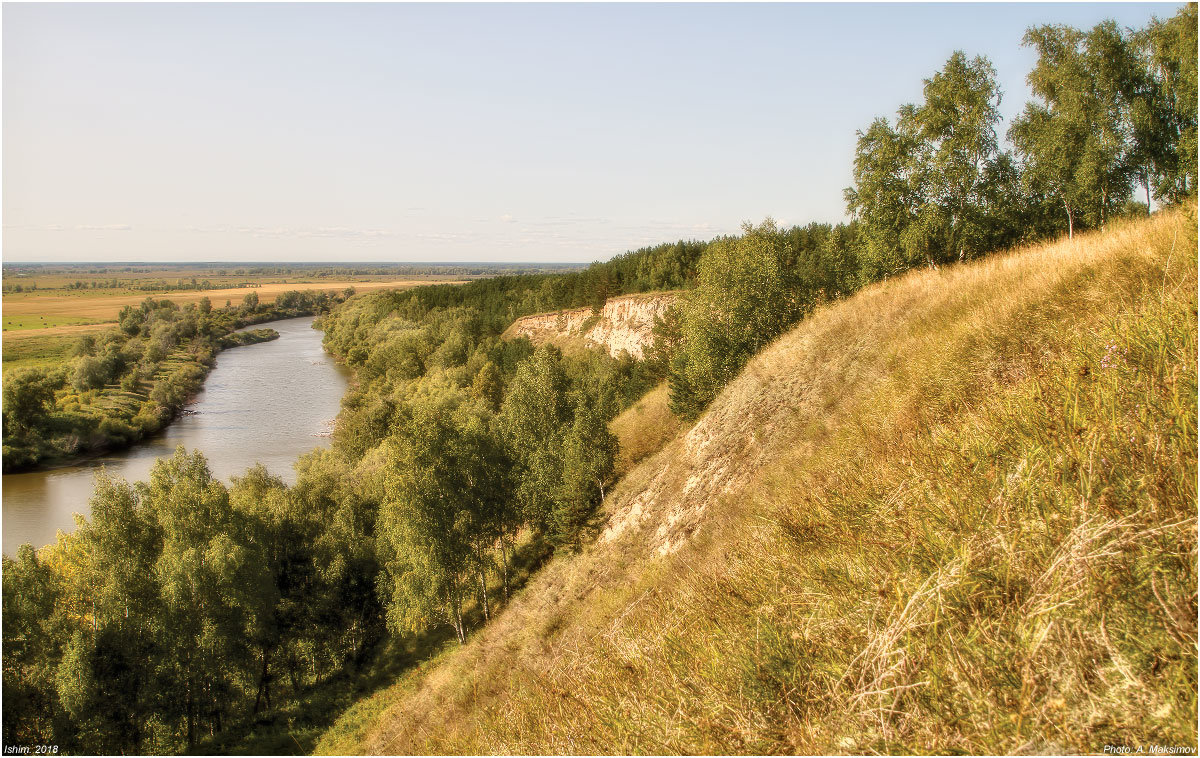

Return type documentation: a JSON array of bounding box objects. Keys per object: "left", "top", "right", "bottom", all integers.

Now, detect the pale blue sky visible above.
[{"left": 3, "top": 2, "right": 1183, "bottom": 263}]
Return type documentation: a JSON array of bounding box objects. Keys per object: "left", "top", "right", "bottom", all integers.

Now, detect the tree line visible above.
[
  {"left": 1, "top": 261, "right": 587, "bottom": 288},
  {"left": 667, "top": 6, "right": 1196, "bottom": 417},
  {"left": 54, "top": 278, "right": 264, "bottom": 293}
]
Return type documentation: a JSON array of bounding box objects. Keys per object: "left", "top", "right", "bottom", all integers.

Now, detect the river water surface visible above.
[{"left": 2, "top": 317, "right": 349, "bottom": 555}]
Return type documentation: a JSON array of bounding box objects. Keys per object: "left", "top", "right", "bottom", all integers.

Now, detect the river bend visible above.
[{"left": 2, "top": 317, "right": 349, "bottom": 555}]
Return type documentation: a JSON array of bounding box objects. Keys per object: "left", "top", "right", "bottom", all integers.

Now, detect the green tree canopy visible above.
[
  {"left": 1138, "top": 4, "right": 1198, "bottom": 202},
  {"left": 1010, "top": 23, "right": 1137, "bottom": 236},
  {"left": 499, "top": 345, "right": 574, "bottom": 531},
  {"left": 848, "top": 52, "right": 1017, "bottom": 271},
  {"left": 377, "top": 392, "right": 507, "bottom": 643},
  {"left": 668, "top": 219, "right": 807, "bottom": 419},
  {"left": 553, "top": 393, "right": 618, "bottom": 549},
  {"left": 3, "top": 368, "right": 60, "bottom": 436}
]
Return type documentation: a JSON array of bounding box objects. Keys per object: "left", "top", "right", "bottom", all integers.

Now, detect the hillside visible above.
[
  {"left": 317, "top": 207, "right": 1197, "bottom": 755},
  {"left": 501, "top": 292, "right": 677, "bottom": 359},
  {"left": 608, "top": 383, "right": 682, "bottom": 477}
]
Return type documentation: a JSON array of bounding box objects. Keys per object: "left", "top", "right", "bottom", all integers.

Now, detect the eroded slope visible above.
[{"left": 502, "top": 292, "right": 676, "bottom": 359}]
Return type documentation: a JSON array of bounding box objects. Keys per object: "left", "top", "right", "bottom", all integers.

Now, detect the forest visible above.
[{"left": 2, "top": 7, "right": 1195, "bottom": 754}]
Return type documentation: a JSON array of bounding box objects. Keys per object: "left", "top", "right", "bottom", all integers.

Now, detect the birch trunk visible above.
[{"left": 478, "top": 570, "right": 490, "bottom": 621}]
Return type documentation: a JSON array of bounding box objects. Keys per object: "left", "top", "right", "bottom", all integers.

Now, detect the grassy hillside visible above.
[
  {"left": 317, "top": 207, "right": 1197, "bottom": 755},
  {"left": 608, "top": 382, "right": 682, "bottom": 478}
]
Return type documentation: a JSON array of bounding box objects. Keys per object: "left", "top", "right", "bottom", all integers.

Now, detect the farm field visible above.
[
  {"left": 0, "top": 272, "right": 467, "bottom": 373},
  {"left": 2, "top": 278, "right": 464, "bottom": 332}
]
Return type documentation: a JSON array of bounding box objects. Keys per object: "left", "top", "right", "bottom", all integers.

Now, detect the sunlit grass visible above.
[
  {"left": 1, "top": 331, "right": 87, "bottom": 374},
  {"left": 318, "top": 207, "right": 1198, "bottom": 755},
  {"left": 2, "top": 313, "right": 104, "bottom": 331}
]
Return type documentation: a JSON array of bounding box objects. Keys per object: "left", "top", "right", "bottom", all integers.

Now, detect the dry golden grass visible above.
[
  {"left": 317, "top": 207, "right": 1197, "bottom": 756},
  {"left": 2, "top": 323, "right": 112, "bottom": 339}
]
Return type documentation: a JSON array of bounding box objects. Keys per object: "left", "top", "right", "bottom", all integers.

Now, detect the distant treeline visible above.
[
  {"left": 2, "top": 7, "right": 1194, "bottom": 755},
  {"left": 1, "top": 290, "right": 347, "bottom": 472},
  {"left": 2, "top": 261, "right": 585, "bottom": 285},
  {"left": 7, "top": 279, "right": 267, "bottom": 294}
]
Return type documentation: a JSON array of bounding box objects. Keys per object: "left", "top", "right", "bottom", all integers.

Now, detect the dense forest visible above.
[
  {"left": 2, "top": 290, "right": 347, "bottom": 472},
  {"left": 2, "top": 7, "right": 1195, "bottom": 754}
]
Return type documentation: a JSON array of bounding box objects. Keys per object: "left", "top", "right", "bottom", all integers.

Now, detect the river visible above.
[{"left": 2, "top": 317, "right": 349, "bottom": 556}]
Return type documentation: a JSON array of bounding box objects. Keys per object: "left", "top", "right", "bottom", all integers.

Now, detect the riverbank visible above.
[
  {"left": 1, "top": 330, "right": 280, "bottom": 476},
  {"left": 2, "top": 291, "right": 344, "bottom": 473},
  {"left": 3, "top": 316, "right": 352, "bottom": 555}
]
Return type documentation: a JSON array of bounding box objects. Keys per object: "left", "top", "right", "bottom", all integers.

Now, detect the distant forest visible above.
[
  {"left": 3, "top": 7, "right": 1195, "bottom": 754},
  {"left": 1, "top": 262, "right": 585, "bottom": 294},
  {"left": 3, "top": 262, "right": 587, "bottom": 277}
]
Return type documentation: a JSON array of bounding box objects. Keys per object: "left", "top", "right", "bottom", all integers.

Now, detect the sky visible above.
[{"left": 2, "top": 2, "right": 1185, "bottom": 264}]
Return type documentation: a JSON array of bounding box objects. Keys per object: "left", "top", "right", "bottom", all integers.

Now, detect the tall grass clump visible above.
[{"left": 319, "top": 206, "right": 1197, "bottom": 756}]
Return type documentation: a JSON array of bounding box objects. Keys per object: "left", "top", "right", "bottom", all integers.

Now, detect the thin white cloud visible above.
[
  {"left": 304, "top": 227, "right": 394, "bottom": 239},
  {"left": 536, "top": 216, "right": 612, "bottom": 227},
  {"left": 415, "top": 231, "right": 478, "bottom": 242},
  {"left": 4, "top": 223, "right": 133, "bottom": 232},
  {"left": 185, "top": 225, "right": 396, "bottom": 240}
]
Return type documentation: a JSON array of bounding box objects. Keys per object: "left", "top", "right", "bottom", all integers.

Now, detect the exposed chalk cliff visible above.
[{"left": 502, "top": 292, "right": 677, "bottom": 359}]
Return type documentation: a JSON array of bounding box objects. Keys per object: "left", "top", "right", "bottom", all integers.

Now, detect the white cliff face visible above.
[{"left": 504, "top": 293, "right": 677, "bottom": 359}]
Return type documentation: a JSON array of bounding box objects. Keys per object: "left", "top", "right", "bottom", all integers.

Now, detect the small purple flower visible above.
[{"left": 1099, "top": 342, "right": 1127, "bottom": 370}]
